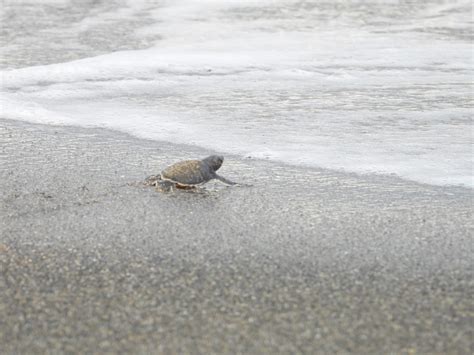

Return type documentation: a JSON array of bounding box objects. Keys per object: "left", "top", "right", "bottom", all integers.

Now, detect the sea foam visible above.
[{"left": 1, "top": 0, "right": 472, "bottom": 187}]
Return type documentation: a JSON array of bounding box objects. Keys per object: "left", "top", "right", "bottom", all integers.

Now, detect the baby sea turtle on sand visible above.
[{"left": 145, "top": 155, "right": 237, "bottom": 192}]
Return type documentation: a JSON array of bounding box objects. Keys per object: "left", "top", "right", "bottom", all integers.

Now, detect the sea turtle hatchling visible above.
[{"left": 145, "top": 155, "right": 237, "bottom": 192}]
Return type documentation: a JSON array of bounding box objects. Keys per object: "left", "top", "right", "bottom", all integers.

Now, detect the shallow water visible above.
[{"left": 1, "top": 0, "right": 472, "bottom": 187}]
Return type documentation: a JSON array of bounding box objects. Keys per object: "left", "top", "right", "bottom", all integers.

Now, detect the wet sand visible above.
[{"left": 0, "top": 118, "right": 472, "bottom": 354}]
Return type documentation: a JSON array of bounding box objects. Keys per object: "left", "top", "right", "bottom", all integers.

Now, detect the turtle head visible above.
[{"left": 203, "top": 155, "right": 224, "bottom": 172}]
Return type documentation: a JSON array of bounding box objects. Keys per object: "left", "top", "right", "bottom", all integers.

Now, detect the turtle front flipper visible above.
[{"left": 214, "top": 174, "right": 237, "bottom": 185}]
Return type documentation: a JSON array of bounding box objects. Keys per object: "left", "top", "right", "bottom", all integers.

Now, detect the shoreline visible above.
[
  {"left": 2, "top": 118, "right": 472, "bottom": 193},
  {"left": 1, "top": 118, "right": 473, "bottom": 353}
]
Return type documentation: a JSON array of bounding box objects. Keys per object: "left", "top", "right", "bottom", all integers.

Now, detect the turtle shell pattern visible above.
[{"left": 160, "top": 160, "right": 211, "bottom": 186}]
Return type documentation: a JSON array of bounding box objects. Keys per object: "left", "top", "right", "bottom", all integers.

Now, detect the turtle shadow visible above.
[{"left": 141, "top": 176, "right": 252, "bottom": 197}]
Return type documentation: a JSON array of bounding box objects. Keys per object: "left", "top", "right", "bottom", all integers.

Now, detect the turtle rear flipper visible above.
[
  {"left": 156, "top": 179, "right": 175, "bottom": 192},
  {"left": 144, "top": 174, "right": 161, "bottom": 186}
]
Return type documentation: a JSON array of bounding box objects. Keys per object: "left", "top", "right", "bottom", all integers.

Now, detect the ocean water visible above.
[{"left": 1, "top": 0, "right": 472, "bottom": 187}]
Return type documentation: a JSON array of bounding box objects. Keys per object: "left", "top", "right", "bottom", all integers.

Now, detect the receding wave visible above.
[{"left": 1, "top": 0, "right": 472, "bottom": 187}]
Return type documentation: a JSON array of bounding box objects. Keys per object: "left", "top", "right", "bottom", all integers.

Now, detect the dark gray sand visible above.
[{"left": 0, "top": 119, "right": 473, "bottom": 354}]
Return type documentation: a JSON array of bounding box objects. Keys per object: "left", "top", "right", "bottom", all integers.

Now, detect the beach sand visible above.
[{"left": 1, "top": 118, "right": 472, "bottom": 354}]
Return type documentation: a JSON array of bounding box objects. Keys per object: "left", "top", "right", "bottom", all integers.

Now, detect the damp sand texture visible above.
[{"left": 1, "top": 119, "right": 473, "bottom": 354}]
